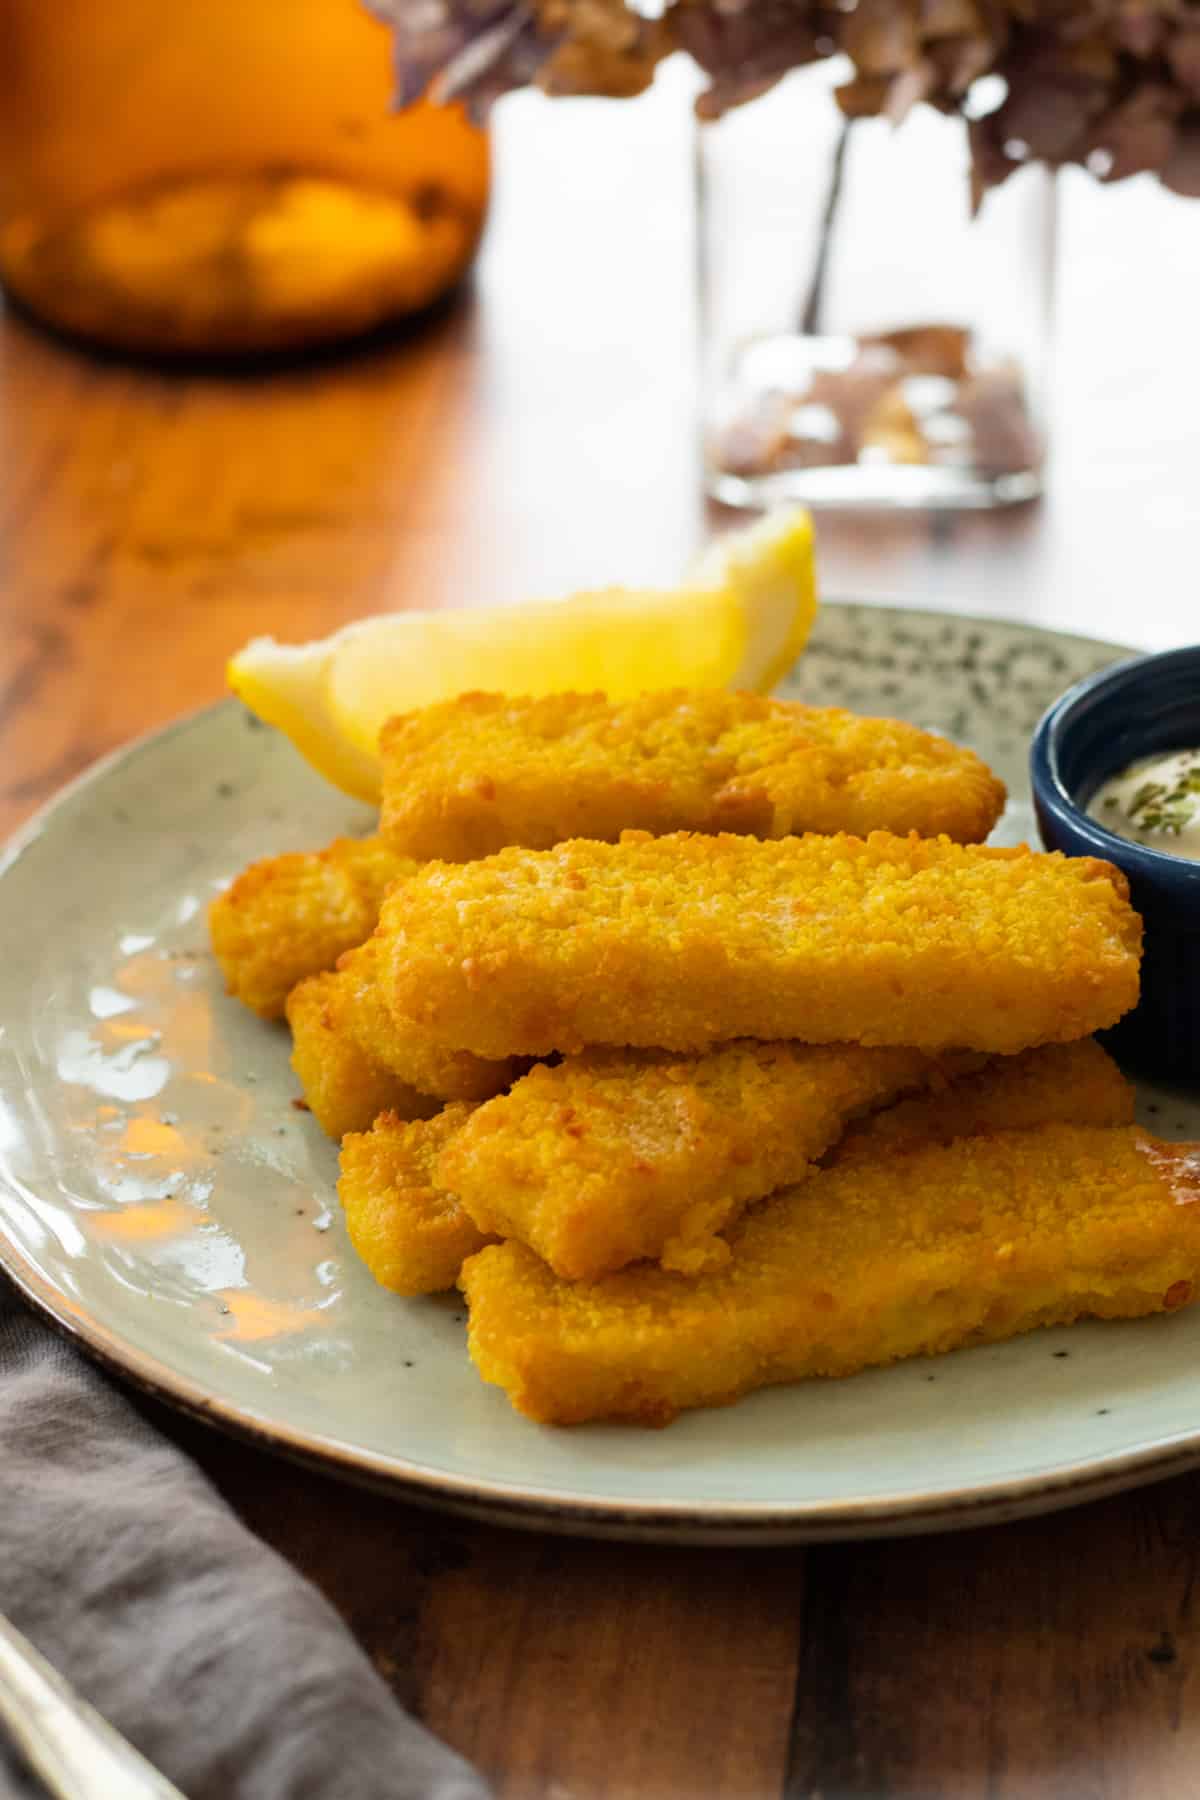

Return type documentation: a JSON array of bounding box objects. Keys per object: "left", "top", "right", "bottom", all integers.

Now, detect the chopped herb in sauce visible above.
[{"left": 1089, "top": 749, "right": 1200, "bottom": 859}]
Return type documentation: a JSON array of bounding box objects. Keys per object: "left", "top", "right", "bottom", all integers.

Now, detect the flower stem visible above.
[{"left": 799, "top": 117, "right": 851, "bottom": 335}]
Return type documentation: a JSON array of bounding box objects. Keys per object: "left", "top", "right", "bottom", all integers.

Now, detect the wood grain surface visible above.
[{"left": 1, "top": 80, "right": 1199, "bottom": 1800}]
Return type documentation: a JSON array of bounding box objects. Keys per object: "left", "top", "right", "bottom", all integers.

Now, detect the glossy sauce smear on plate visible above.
[{"left": 1090, "top": 749, "right": 1200, "bottom": 859}]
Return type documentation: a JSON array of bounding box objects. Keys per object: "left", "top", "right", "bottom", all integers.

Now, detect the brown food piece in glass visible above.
[
  {"left": 858, "top": 384, "right": 929, "bottom": 465},
  {"left": 957, "top": 366, "right": 1043, "bottom": 476},
  {"left": 860, "top": 323, "right": 970, "bottom": 380}
]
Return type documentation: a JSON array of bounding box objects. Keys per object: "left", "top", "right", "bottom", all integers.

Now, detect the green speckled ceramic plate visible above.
[{"left": 2, "top": 604, "right": 1198, "bottom": 1544}]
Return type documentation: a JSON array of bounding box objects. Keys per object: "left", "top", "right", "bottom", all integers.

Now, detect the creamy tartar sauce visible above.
[{"left": 1089, "top": 748, "right": 1200, "bottom": 858}]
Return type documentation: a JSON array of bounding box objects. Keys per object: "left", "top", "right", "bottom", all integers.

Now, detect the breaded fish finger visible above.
[
  {"left": 210, "top": 834, "right": 415, "bottom": 1018},
  {"left": 379, "top": 690, "right": 1006, "bottom": 860},
  {"left": 378, "top": 830, "right": 1142, "bottom": 1058},
  {"left": 830, "top": 1039, "right": 1134, "bottom": 1164},
  {"left": 337, "top": 939, "right": 518, "bottom": 1103},
  {"left": 342, "top": 1043, "right": 1116, "bottom": 1292},
  {"left": 286, "top": 972, "right": 441, "bottom": 1140},
  {"left": 339, "top": 1105, "right": 494, "bottom": 1296},
  {"left": 438, "top": 1043, "right": 977, "bottom": 1280},
  {"left": 460, "top": 1125, "right": 1200, "bottom": 1426}
]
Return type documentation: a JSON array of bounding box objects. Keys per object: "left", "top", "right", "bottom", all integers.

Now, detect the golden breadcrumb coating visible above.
[
  {"left": 377, "top": 830, "right": 1142, "bottom": 1058},
  {"left": 285, "top": 972, "right": 439, "bottom": 1140},
  {"left": 336, "top": 940, "right": 518, "bottom": 1103},
  {"left": 335, "top": 1040, "right": 1134, "bottom": 1294},
  {"left": 379, "top": 689, "right": 1006, "bottom": 860},
  {"left": 438, "top": 1043, "right": 978, "bottom": 1280},
  {"left": 460, "top": 1125, "right": 1200, "bottom": 1426},
  {"left": 831, "top": 1039, "right": 1134, "bottom": 1164},
  {"left": 339, "top": 1105, "right": 494, "bottom": 1296},
  {"left": 209, "top": 835, "right": 415, "bottom": 1019}
]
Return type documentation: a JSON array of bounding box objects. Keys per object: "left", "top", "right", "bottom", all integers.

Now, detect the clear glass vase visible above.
[{"left": 698, "top": 64, "right": 1055, "bottom": 511}]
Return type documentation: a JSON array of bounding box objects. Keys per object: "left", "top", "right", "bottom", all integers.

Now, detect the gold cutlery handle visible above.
[{"left": 0, "top": 1612, "right": 186, "bottom": 1800}]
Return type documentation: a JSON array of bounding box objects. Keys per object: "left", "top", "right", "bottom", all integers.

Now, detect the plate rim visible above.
[
  {"left": 10, "top": 1229, "right": 1200, "bottom": 1545},
  {"left": 6, "top": 600, "right": 1185, "bottom": 1547}
]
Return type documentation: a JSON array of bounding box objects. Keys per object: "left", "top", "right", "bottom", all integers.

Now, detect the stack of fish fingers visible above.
[{"left": 210, "top": 690, "right": 1197, "bottom": 1427}]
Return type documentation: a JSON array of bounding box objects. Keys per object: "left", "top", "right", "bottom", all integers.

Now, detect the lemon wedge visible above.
[{"left": 228, "top": 508, "right": 817, "bottom": 802}]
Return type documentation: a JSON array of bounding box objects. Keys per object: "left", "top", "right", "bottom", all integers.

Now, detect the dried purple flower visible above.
[
  {"left": 365, "top": 0, "right": 554, "bottom": 113},
  {"left": 374, "top": 0, "right": 1200, "bottom": 193}
]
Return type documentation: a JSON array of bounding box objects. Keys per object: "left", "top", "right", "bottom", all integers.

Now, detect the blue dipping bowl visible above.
[{"left": 1030, "top": 645, "right": 1200, "bottom": 1084}]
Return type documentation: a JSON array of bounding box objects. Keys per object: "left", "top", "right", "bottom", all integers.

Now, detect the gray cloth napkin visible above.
[{"left": 0, "top": 1279, "right": 491, "bottom": 1800}]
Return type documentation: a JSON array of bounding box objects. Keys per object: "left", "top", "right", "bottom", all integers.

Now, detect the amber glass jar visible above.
[{"left": 0, "top": 1, "right": 489, "bottom": 356}]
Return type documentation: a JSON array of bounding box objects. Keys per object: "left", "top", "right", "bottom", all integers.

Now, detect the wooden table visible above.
[{"left": 2, "top": 85, "right": 1199, "bottom": 1799}]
